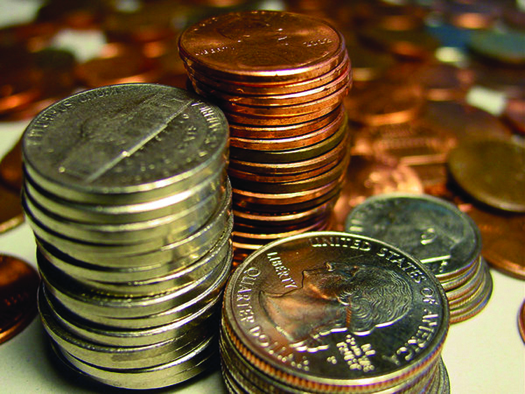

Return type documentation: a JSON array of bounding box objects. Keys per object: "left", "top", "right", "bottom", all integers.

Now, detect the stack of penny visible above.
[
  {"left": 178, "top": 10, "right": 352, "bottom": 263},
  {"left": 20, "top": 83, "right": 233, "bottom": 390},
  {"left": 345, "top": 193, "right": 492, "bottom": 324},
  {"left": 221, "top": 232, "right": 450, "bottom": 393}
]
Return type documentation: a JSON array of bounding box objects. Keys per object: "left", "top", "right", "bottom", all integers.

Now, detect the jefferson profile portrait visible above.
[{"left": 260, "top": 258, "right": 413, "bottom": 352}]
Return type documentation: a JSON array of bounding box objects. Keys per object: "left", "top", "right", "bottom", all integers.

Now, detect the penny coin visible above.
[
  {"left": 0, "top": 183, "right": 24, "bottom": 234},
  {"left": 345, "top": 79, "right": 424, "bottom": 126},
  {"left": 331, "top": 155, "right": 423, "bottom": 231},
  {"left": 446, "top": 1, "right": 499, "bottom": 30},
  {"left": 503, "top": 98, "right": 525, "bottom": 136},
  {"left": 223, "top": 231, "right": 449, "bottom": 392},
  {"left": 412, "top": 63, "right": 474, "bottom": 101},
  {"left": 447, "top": 138, "right": 525, "bottom": 213},
  {"left": 0, "top": 254, "right": 40, "bottom": 344},
  {"left": 187, "top": 54, "right": 350, "bottom": 96},
  {"left": 346, "top": 45, "right": 395, "bottom": 83},
  {"left": 178, "top": 10, "right": 346, "bottom": 83}
]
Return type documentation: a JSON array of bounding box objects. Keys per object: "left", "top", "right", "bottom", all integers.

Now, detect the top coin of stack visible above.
[
  {"left": 178, "top": 10, "right": 352, "bottom": 263},
  {"left": 21, "top": 83, "right": 233, "bottom": 390}
]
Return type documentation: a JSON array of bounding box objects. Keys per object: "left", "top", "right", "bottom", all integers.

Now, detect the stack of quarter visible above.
[
  {"left": 345, "top": 193, "right": 492, "bottom": 323},
  {"left": 21, "top": 83, "right": 233, "bottom": 389},
  {"left": 221, "top": 232, "right": 450, "bottom": 393},
  {"left": 178, "top": 10, "right": 352, "bottom": 263}
]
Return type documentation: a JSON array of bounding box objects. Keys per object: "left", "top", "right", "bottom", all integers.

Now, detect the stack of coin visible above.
[
  {"left": 178, "top": 10, "right": 352, "bottom": 263},
  {"left": 345, "top": 193, "right": 492, "bottom": 323},
  {"left": 221, "top": 232, "right": 450, "bottom": 393},
  {"left": 20, "top": 83, "right": 233, "bottom": 390}
]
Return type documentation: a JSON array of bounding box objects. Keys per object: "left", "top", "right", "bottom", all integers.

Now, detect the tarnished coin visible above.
[
  {"left": 447, "top": 138, "right": 525, "bottom": 213},
  {"left": 0, "top": 137, "right": 23, "bottom": 192},
  {"left": 345, "top": 193, "right": 482, "bottom": 280},
  {"left": 22, "top": 83, "right": 229, "bottom": 204},
  {"left": 178, "top": 10, "right": 346, "bottom": 83},
  {"left": 0, "top": 254, "right": 40, "bottom": 344},
  {"left": 223, "top": 231, "right": 449, "bottom": 392}
]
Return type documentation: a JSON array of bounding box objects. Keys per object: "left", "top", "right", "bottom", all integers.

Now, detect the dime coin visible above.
[
  {"left": 447, "top": 138, "right": 525, "bottom": 213},
  {"left": 345, "top": 193, "right": 482, "bottom": 281},
  {"left": 0, "top": 254, "right": 40, "bottom": 344}
]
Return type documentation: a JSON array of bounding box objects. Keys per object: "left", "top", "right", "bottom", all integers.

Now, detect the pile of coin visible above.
[
  {"left": 20, "top": 83, "right": 233, "bottom": 389},
  {"left": 345, "top": 193, "right": 492, "bottom": 323},
  {"left": 221, "top": 232, "right": 450, "bottom": 393},
  {"left": 178, "top": 10, "right": 352, "bottom": 263}
]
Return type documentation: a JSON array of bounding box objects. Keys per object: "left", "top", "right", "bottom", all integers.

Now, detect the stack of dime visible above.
[
  {"left": 20, "top": 83, "right": 233, "bottom": 390},
  {"left": 345, "top": 193, "right": 492, "bottom": 323},
  {"left": 178, "top": 10, "right": 352, "bottom": 263},
  {"left": 221, "top": 232, "right": 450, "bottom": 393}
]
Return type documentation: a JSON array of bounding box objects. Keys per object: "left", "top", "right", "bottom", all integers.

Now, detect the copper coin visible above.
[
  {"left": 0, "top": 137, "right": 22, "bottom": 192},
  {"left": 75, "top": 43, "right": 163, "bottom": 87},
  {"left": 345, "top": 79, "right": 424, "bottom": 126},
  {"left": 230, "top": 106, "right": 345, "bottom": 150},
  {"left": 178, "top": 10, "right": 346, "bottom": 83},
  {"left": 229, "top": 113, "right": 347, "bottom": 163},
  {"left": 412, "top": 63, "right": 474, "bottom": 102},
  {"left": 358, "top": 26, "right": 440, "bottom": 60},
  {"left": 503, "top": 98, "right": 525, "bottom": 136},
  {"left": 0, "top": 254, "right": 40, "bottom": 344},
  {"left": 331, "top": 154, "right": 423, "bottom": 231},
  {"left": 190, "top": 66, "right": 350, "bottom": 107},
  {"left": 186, "top": 54, "right": 350, "bottom": 96},
  {"left": 469, "top": 59, "right": 525, "bottom": 99},
  {"left": 196, "top": 82, "right": 349, "bottom": 117},
  {"left": 519, "top": 300, "right": 525, "bottom": 343},
  {"left": 228, "top": 105, "right": 342, "bottom": 139},
  {"left": 446, "top": 2, "right": 499, "bottom": 30},
  {"left": 228, "top": 158, "right": 339, "bottom": 184},
  {"left": 448, "top": 138, "right": 525, "bottom": 213},
  {"left": 461, "top": 202, "right": 525, "bottom": 280},
  {"left": 228, "top": 128, "right": 349, "bottom": 174},
  {"left": 0, "top": 183, "right": 24, "bottom": 234},
  {"left": 230, "top": 152, "right": 348, "bottom": 193},
  {"left": 353, "top": 1, "right": 427, "bottom": 31}
]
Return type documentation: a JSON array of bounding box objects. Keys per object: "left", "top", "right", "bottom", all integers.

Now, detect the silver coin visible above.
[
  {"left": 53, "top": 335, "right": 217, "bottom": 389},
  {"left": 34, "top": 181, "right": 232, "bottom": 264},
  {"left": 38, "top": 230, "right": 231, "bottom": 296},
  {"left": 22, "top": 182, "right": 225, "bottom": 245},
  {"left": 345, "top": 193, "right": 482, "bottom": 281},
  {"left": 24, "top": 167, "right": 226, "bottom": 224},
  {"left": 223, "top": 231, "right": 449, "bottom": 392},
  {"left": 41, "top": 243, "right": 232, "bottom": 319},
  {"left": 22, "top": 83, "right": 229, "bottom": 204},
  {"left": 36, "top": 214, "right": 233, "bottom": 283},
  {"left": 39, "top": 286, "right": 209, "bottom": 369}
]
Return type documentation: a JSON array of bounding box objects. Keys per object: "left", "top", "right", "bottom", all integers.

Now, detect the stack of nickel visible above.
[
  {"left": 178, "top": 10, "right": 352, "bottom": 264},
  {"left": 345, "top": 193, "right": 492, "bottom": 323},
  {"left": 21, "top": 83, "right": 233, "bottom": 390},
  {"left": 221, "top": 232, "right": 450, "bottom": 393}
]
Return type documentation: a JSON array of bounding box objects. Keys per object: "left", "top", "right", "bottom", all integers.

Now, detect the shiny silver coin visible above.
[
  {"left": 44, "top": 283, "right": 222, "bottom": 344},
  {"left": 36, "top": 214, "right": 233, "bottom": 283},
  {"left": 24, "top": 167, "right": 226, "bottom": 224},
  {"left": 223, "top": 231, "right": 449, "bottom": 392},
  {"left": 34, "top": 183, "right": 232, "bottom": 265},
  {"left": 22, "top": 84, "right": 229, "bottom": 205},
  {"left": 345, "top": 193, "right": 482, "bottom": 281},
  {"left": 41, "top": 244, "right": 232, "bottom": 319},
  {"left": 22, "top": 183, "right": 225, "bottom": 245},
  {"left": 53, "top": 335, "right": 217, "bottom": 390},
  {"left": 38, "top": 230, "right": 231, "bottom": 296},
  {"left": 39, "top": 286, "right": 211, "bottom": 369}
]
